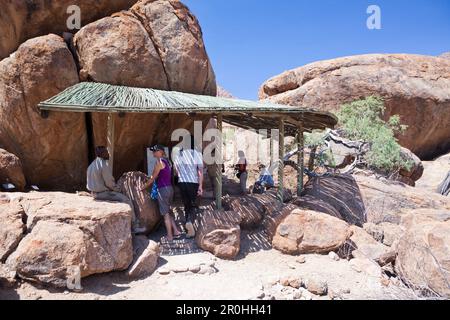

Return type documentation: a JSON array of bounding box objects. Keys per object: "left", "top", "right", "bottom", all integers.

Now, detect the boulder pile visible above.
[{"left": 0, "top": 0, "right": 216, "bottom": 190}]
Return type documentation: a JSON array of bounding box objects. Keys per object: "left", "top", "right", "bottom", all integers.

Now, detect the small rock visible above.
[
  {"left": 328, "top": 251, "right": 340, "bottom": 261},
  {"left": 157, "top": 268, "right": 171, "bottom": 275},
  {"left": 256, "top": 291, "right": 265, "bottom": 299},
  {"left": 188, "top": 265, "right": 201, "bottom": 273},
  {"left": 342, "top": 288, "right": 351, "bottom": 294},
  {"left": 289, "top": 278, "right": 302, "bottom": 289},
  {"left": 172, "top": 266, "right": 189, "bottom": 273},
  {"left": 293, "top": 291, "right": 302, "bottom": 300},
  {"left": 128, "top": 241, "right": 160, "bottom": 278},
  {"left": 288, "top": 264, "right": 296, "bottom": 269},
  {"left": 280, "top": 277, "right": 290, "bottom": 287},
  {"left": 380, "top": 277, "right": 390, "bottom": 287},
  {"left": 198, "top": 266, "right": 216, "bottom": 275},
  {"left": 63, "top": 290, "right": 69, "bottom": 295},
  {"left": 304, "top": 277, "right": 328, "bottom": 296},
  {"left": 296, "top": 256, "right": 306, "bottom": 264},
  {"left": 300, "top": 289, "right": 313, "bottom": 300}
]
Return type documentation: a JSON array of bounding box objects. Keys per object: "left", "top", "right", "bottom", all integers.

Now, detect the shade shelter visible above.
[{"left": 38, "top": 82, "right": 337, "bottom": 208}]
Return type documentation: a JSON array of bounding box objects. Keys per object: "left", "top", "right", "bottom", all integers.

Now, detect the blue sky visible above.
[{"left": 183, "top": 0, "right": 450, "bottom": 100}]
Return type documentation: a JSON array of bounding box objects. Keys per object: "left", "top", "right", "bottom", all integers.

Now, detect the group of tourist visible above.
[{"left": 86, "top": 137, "right": 274, "bottom": 242}]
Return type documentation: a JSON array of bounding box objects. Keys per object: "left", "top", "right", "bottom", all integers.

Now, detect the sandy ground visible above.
[
  {"left": 0, "top": 226, "right": 417, "bottom": 301},
  {"left": 0, "top": 169, "right": 420, "bottom": 301}
]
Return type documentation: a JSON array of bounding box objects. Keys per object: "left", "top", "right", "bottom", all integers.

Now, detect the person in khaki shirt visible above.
[{"left": 87, "top": 146, "right": 144, "bottom": 233}]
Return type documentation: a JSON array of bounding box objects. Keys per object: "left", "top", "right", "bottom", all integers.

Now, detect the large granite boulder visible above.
[
  {"left": 396, "top": 213, "right": 450, "bottom": 298},
  {"left": 0, "top": 0, "right": 137, "bottom": 60},
  {"left": 416, "top": 152, "right": 450, "bottom": 194},
  {"left": 0, "top": 34, "right": 87, "bottom": 191},
  {"left": 260, "top": 54, "right": 450, "bottom": 159},
  {"left": 296, "top": 174, "right": 367, "bottom": 227},
  {"left": 4, "top": 192, "right": 133, "bottom": 288},
  {"left": 73, "top": 0, "right": 216, "bottom": 177},
  {"left": 222, "top": 195, "right": 266, "bottom": 230},
  {"left": 355, "top": 175, "right": 450, "bottom": 224},
  {"left": 272, "top": 209, "right": 353, "bottom": 255},
  {"left": 349, "top": 225, "right": 391, "bottom": 263},
  {"left": 0, "top": 149, "right": 26, "bottom": 191}
]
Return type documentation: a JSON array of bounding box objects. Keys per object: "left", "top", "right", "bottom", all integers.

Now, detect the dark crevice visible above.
[{"left": 85, "top": 113, "right": 95, "bottom": 164}]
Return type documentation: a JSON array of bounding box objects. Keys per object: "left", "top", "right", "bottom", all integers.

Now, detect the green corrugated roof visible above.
[{"left": 38, "top": 82, "right": 337, "bottom": 134}]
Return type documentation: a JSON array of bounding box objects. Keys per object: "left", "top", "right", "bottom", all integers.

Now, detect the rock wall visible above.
[
  {"left": 0, "top": 0, "right": 138, "bottom": 60},
  {"left": 0, "top": 35, "right": 87, "bottom": 191},
  {"left": 0, "top": 0, "right": 217, "bottom": 190},
  {"left": 259, "top": 54, "right": 450, "bottom": 160}
]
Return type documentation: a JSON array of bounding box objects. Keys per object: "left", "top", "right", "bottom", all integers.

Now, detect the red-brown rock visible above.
[
  {"left": 272, "top": 209, "right": 353, "bottom": 255},
  {"left": 0, "top": 35, "right": 87, "bottom": 191},
  {"left": 74, "top": 0, "right": 216, "bottom": 177},
  {"left": 0, "top": 0, "right": 138, "bottom": 60},
  {"left": 260, "top": 54, "right": 450, "bottom": 159},
  {"left": 0, "top": 149, "right": 26, "bottom": 191}
]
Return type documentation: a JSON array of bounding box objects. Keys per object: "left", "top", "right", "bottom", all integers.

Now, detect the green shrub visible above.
[{"left": 337, "top": 96, "right": 411, "bottom": 172}]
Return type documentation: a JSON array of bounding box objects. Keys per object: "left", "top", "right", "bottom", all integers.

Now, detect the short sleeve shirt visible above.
[{"left": 174, "top": 149, "right": 204, "bottom": 184}]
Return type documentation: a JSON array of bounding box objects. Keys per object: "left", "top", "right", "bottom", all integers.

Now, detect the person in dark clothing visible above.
[{"left": 173, "top": 136, "right": 204, "bottom": 238}]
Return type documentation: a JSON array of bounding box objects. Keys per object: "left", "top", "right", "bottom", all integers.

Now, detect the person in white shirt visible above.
[
  {"left": 86, "top": 146, "right": 144, "bottom": 234},
  {"left": 173, "top": 136, "right": 204, "bottom": 238}
]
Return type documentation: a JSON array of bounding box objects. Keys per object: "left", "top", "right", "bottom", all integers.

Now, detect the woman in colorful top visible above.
[{"left": 141, "top": 145, "right": 181, "bottom": 241}]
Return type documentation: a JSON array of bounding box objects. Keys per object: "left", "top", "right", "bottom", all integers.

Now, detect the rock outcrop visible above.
[
  {"left": 294, "top": 174, "right": 367, "bottom": 227},
  {"left": 0, "top": 203, "right": 26, "bottom": 262},
  {"left": 0, "top": 34, "right": 87, "bottom": 190},
  {"left": 0, "top": 149, "right": 26, "bottom": 191},
  {"left": 416, "top": 152, "right": 450, "bottom": 194},
  {"left": 260, "top": 54, "right": 450, "bottom": 159},
  {"left": 355, "top": 175, "right": 450, "bottom": 224},
  {"left": 0, "top": 0, "right": 138, "bottom": 60},
  {"left": 0, "top": 0, "right": 217, "bottom": 189},
  {"left": 349, "top": 226, "right": 391, "bottom": 263},
  {"left": 73, "top": 0, "right": 216, "bottom": 177},
  {"left": 272, "top": 209, "right": 353, "bottom": 255},
  {"left": 3, "top": 192, "right": 133, "bottom": 287},
  {"left": 396, "top": 213, "right": 450, "bottom": 298}
]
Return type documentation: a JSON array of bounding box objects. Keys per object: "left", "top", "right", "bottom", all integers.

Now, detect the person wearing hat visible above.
[
  {"left": 87, "top": 146, "right": 145, "bottom": 234},
  {"left": 141, "top": 145, "right": 182, "bottom": 241}
]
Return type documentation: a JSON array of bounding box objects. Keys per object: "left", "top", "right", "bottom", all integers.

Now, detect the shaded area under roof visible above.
[{"left": 38, "top": 82, "right": 338, "bottom": 135}]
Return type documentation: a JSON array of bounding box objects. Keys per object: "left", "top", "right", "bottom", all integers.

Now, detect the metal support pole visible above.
[
  {"left": 216, "top": 114, "right": 223, "bottom": 210},
  {"left": 297, "top": 126, "right": 304, "bottom": 196},
  {"left": 277, "top": 118, "right": 285, "bottom": 203},
  {"left": 107, "top": 113, "right": 115, "bottom": 173}
]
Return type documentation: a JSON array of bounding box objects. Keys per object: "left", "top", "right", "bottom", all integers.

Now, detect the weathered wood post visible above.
[
  {"left": 297, "top": 125, "right": 304, "bottom": 196},
  {"left": 277, "top": 118, "right": 285, "bottom": 202},
  {"left": 107, "top": 113, "right": 115, "bottom": 173},
  {"left": 216, "top": 113, "right": 223, "bottom": 210}
]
